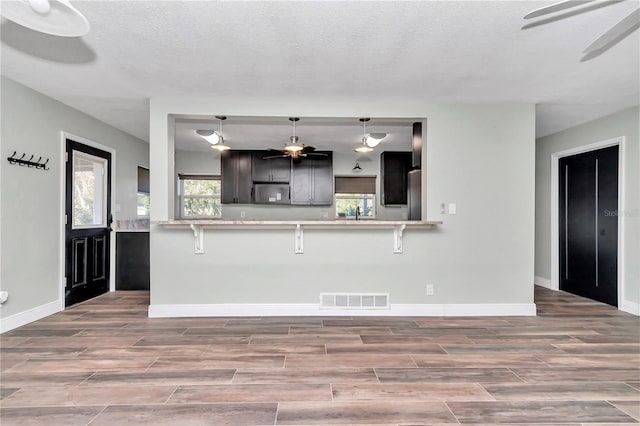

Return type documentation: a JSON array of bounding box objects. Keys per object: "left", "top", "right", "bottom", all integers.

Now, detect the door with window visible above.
[
  {"left": 559, "top": 145, "right": 618, "bottom": 307},
  {"left": 65, "top": 140, "right": 112, "bottom": 306}
]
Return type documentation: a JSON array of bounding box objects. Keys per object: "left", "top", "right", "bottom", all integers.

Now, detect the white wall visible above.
[
  {"left": 174, "top": 149, "right": 408, "bottom": 221},
  {"left": 535, "top": 106, "right": 639, "bottom": 312},
  {"left": 151, "top": 100, "right": 536, "bottom": 313},
  {"left": 0, "top": 77, "right": 149, "bottom": 327}
]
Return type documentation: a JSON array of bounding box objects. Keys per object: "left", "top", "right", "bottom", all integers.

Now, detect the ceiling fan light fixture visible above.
[
  {"left": 202, "top": 115, "right": 228, "bottom": 149},
  {"left": 354, "top": 143, "right": 374, "bottom": 153},
  {"left": 284, "top": 117, "right": 303, "bottom": 152},
  {"left": 211, "top": 143, "right": 230, "bottom": 151},
  {"left": 355, "top": 118, "right": 375, "bottom": 153},
  {"left": 1, "top": 0, "right": 90, "bottom": 37},
  {"left": 285, "top": 136, "right": 303, "bottom": 152}
]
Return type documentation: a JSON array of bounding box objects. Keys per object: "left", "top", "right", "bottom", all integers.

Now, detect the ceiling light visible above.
[
  {"left": 1, "top": 0, "right": 90, "bottom": 37},
  {"left": 354, "top": 118, "right": 375, "bottom": 153},
  {"left": 211, "top": 143, "right": 230, "bottom": 152},
  {"left": 284, "top": 117, "right": 304, "bottom": 152},
  {"left": 355, "top": 144, "right": 374, "bottom": 153}
]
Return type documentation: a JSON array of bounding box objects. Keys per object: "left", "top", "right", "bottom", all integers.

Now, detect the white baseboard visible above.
[
  {"left": 1, "top": 300, "right": 61, "bottom": 333},
  {"left": 620, "top": 300, "right": 640, "bottom": 316},
  {"left": 534, "top": 275, "right": 554, "bottom": 290},
  {"left": 149, "top": 303, "right": 537, "bottom": 318}
]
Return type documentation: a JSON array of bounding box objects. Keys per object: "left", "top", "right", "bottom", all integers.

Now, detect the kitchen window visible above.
[
  {"left": 178, "top": 174, "right": 222, "bottom": 218},
  {"left": 335, "top": 176, "right": 376, "bottom": 219},
  {"left": 137, "top": 166, "right": 150, "bottom": 217}
]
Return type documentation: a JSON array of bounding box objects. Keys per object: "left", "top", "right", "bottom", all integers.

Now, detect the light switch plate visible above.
[{"left": 448, "top": 203, "right": 457, "bottom": 215}]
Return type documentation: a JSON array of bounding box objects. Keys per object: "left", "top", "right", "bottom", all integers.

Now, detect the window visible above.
[
  {"left": 73, "top": 151, "right": 107, "bottom": 227},
  {"left": 137, "top": 166, "right": 150, "bottom": 217},
  {"left": 178, "top": 174, "right": 222, "bottom": 218},
  {"left": 334, "top": 176, "right": 376, "bottom": 219}
]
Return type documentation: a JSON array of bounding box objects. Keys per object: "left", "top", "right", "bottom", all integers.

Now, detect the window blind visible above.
[
  {"left": 137, "top": 166, "right": 150, "bottom": 194},
  {"left": 177, "top": 174, "right": 220, "bottom": 180},
  {"left": 334, "top": 176, "right": 376, "bottom": 194}
]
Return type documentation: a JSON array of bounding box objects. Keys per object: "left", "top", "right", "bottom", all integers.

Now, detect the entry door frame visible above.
[
  {"left": 550, "top": 136, "right": 626, "bottom": 311},
  {"left": 59, "top": 131, "right": 117, "bottom": 310}
]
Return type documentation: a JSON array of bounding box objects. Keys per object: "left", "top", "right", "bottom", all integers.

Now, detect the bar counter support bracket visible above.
[
  {"left": 393, "top": 224, "right": 406, "bottom": 254},
  {"left": 190, "top": 224, "right": 205, "bottom": 254},
  {"left": 294, "top": 224, "right": 304, "bottom": 254}
]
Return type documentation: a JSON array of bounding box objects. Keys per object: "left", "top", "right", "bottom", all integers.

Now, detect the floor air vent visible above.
[{"left": 320, "top": 293, "right": 389, "bottom": 310}]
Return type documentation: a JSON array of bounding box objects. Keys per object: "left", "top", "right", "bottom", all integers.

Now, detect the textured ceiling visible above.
[{"left": 1, "top": 1, "right": 638, "bottom": 142}]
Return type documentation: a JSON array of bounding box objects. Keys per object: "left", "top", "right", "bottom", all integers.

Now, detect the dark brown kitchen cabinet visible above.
[
  {"left": 221, "top": 150, "right": 252, "bottom": 204},
  {"left": 291, "top": 152, "right": 333, "bottom": 205},
  {"left": 252, "top": 151, "right": 291, "bottom": 182},
  {"left": 116, "top": 232, "right": 149, "bottom": 290},
  {"left": 381, "top": 151, "right": 412, "bottom": 205}
]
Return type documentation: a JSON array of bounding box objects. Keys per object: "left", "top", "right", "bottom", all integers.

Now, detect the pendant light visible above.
[
  {"left": 210, "top": 116, "right": 230, "bottom": 151},
  {"left": 1, "top": 0, "right": 90, "bottom": 37},
  {"left": 284, "top": 117, "right": 304, "bottom": 152},
  {"left": 354, "top": 118, "right": 374, "bottom": 153}
]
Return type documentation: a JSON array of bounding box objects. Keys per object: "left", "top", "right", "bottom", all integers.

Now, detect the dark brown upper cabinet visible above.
[
  {"left": 221, "top": 150, "right": 252, "bottom": 204},
  {"left": 251, "top": 151, "right": 291, "bottom": 183},
  {"left": 291, "top": 153, "right": 333, "bottom": 206},
  {"left": 380, "top": 151, "right": 412, "bottom": 205}
]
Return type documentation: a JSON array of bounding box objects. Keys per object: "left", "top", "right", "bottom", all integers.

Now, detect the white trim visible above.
[
  {"left": 620, "top": 300, "right": 640, "bottom": 316},
  {"left": 534, "top": 275, "right": 553, "bottom": 290},
  {"left": 550, "top": 137, "right": 626, "bottom": 310},
  {"left": 1, "top": 301, "right": 60, "bottom": 333},
  {"left": 60, "top": 132, "right": 117, "bottom": 311},
  {"left": 148, "top": 303, "right": 537, "bottom": 318}
]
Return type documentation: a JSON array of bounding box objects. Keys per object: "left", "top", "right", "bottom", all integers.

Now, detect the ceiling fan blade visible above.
[
  {"left": 524, "top": 0, "right": 595, "bottom": 19},
  {"left": 263, "top": 154, "right": 289, "bottom": 160},
  {"left": 368, "top": 132, "right": 387, "bottom": 140},
  {"left": 583, "top": 8, "right": 640, "bottom": 53},
  {"left": 305, "top": 152, "right": 328, "bottom": 157},
  {"left": 301, "top": 146, "right": 316, "bottom": 153}
]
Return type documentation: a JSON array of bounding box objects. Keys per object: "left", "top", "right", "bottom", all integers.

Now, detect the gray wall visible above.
[
  {"left": 174, "top": 149, "right": 407, "bottom": 221},
  {"left": 0, "top": 77, "right": 149, "bottom": 319},
  {"left": 151, "top": 103, "right": 535, "bottom": 307},
  {"left": 535, "top": 106, "right": 639, "bottom": 307}
]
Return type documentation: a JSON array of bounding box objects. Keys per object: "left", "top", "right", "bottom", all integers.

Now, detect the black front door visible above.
[
  {"left": 559, "top": 145, "right": 618, "bottom": 307},
  {"left": 65, "top": 140, "right": 112, "bottom": 306}
]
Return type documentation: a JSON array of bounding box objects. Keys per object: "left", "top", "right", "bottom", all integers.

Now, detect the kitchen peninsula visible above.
[{"left": 149, "top": 105, "right": 537, "bottom": 318}]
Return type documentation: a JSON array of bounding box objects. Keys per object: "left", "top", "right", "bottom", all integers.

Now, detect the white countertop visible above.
[{"left": 155, "top": 219, "right": 441, "bottom": 228}]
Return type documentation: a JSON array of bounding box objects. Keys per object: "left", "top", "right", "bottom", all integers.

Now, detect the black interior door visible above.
[
  {"left": 65, "top": 140, "right": 112, "bottom": 306},
  {"left": 559, "top": 145, "right": 618, "bottom": 307}
]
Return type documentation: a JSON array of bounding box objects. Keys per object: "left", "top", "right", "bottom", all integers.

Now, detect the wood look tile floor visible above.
[{"left": 1, "top": 286, "right": 638, "bottom": 425}]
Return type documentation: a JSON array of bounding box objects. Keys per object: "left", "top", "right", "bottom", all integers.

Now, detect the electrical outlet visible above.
[
  {"left": 440, "top": 203, "right": 446, "bottom": 214},
  {"left": 426, "top": 284, "right": 434, "bottom": 296},
  {"left": 240, "top": 211, "right": 246, "bottom": 219}
]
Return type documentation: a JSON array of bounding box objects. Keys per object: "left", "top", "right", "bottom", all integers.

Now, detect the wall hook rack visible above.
[{"left": 7, "top": 151, "right": 50, "bottom": 170}]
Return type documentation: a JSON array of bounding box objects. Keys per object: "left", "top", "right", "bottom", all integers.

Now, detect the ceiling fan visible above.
[
  {"left": 264, "top": 117, "right": 328, "bottom": 161},
  {"left": 524, "top": 0, "right": 640, "bottom": 59},
  {"left": 1, "top": 0, "right": 90, "bottom": 37}
]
